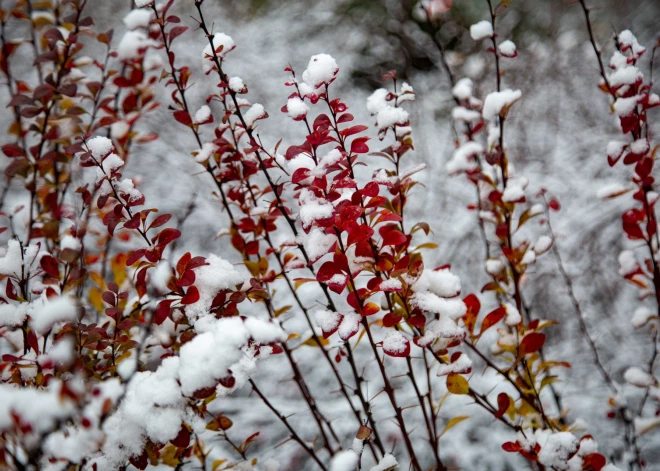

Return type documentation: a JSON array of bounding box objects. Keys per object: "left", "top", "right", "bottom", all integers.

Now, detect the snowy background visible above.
[{"left": 2, "top": 0, "right": 660, "bottom": 469}]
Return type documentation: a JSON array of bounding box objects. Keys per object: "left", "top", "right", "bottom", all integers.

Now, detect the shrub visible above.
[{"left": 0, "top": 0, "right": 657, "bottom": 470}]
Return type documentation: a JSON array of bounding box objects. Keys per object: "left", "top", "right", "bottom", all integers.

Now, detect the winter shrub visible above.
[{"left": 0, "top": 0, "right": 658, "bottom": 470}]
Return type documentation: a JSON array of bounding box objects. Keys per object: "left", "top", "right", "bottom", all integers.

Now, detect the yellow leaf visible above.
[
  {"left": 161, "top": 445, "right": 181, "bottom": 467},
  {"left": 90, "top": 271, "right": 105, "bottom": 289},
  {"left": 212, "top": 459, "right": 227, "bottom": 471},
  {"left": 88, "top": 287, "right": 104, "bottom": 313},
  {"left": 439, "top": 415, "right": 470, "bottom": 437},
  {"left": 274, "top": 305, "right": 292, "bottom": 317},
  {"left": 303, "top": 336, "right": 329, "bottom": 347},
  {"left": 244, "top": 260, "right": 260, "bottom": 278},
  {"left": 294, "top": 278, "right": 315, "bottom": 289},
  {"left": 413, "top": 242, "right": 438, "bottom": 252},
  {"left": 446, "top": 373, "right": 469, "bottom": 395},
  {"left": 258, "top": 256, "right": 269, "bottom": 275},
  {"left": 111, "top": 253, "right": 127, "bottom": 287}
]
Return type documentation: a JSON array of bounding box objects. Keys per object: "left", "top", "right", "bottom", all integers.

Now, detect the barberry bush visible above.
[{"left": 0, "top": 0, "right": 658, "bottom": 470}]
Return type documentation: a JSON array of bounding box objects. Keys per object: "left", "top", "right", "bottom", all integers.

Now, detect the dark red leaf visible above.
[
  {"left": 181, "top": 286, "right": 200, "bottom": 305},
  {"left": 40, "top": 255, "right": 60, "bottom": 278},
  {"left": 519, "top": 332, "right": 546, "bottom": 357},
  {"left": 168, "top": 25, "right": 188, "bottom": 43}
]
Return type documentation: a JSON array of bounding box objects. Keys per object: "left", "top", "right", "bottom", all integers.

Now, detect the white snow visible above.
[
  {"left": 437, "top": 352, "right": 472, "bottom": 376},
  {"left": 382, "top": 330, "right": 409, "bottom": 355},
  {"left": 117, "top": 30, "right": 154, "bottom": 61},
  {"left": 298, "top": 227, "right": 336, "bottom": 262},
  {"left": 314, "top": 309, "right": 341, "bottom": 334},
  {"left": 184, "top": 254, "right": 245, "bottom": 321},
  {"left": 33, "top": 296, "right": 78, "bottom": 334},
  {"left": 631, "top": 306, "right": 656, "bottom": 328},
  {"left": 0, "top": 239, "right": 24, "bottom": 276},
  {"left": 470, "top": 20, "right": 494, "bottom": 41},
  {"left": 229, "top": 76, "right": 245, "bottom": 93},
  {"left": 194, "top": 142, "right": 218, "bottom": 163},
  {"left": 482, "top": 89, "right": 522, "bottom": 121},
  {"left": 202, "top": 33, "right": 236, "bottom": 72},
  {"left": 452, "top": 78, "right": 474, "bottom": 101},
  {"left": 597, "top": 183, "right": 630, "bottom": 199},
  {"left": 624, "top": 366, "right": 655, "bottom": 387},
  {"left": 0, "top": 303, "right": 28, "bottom": 327},
  {"left": 413, "top": 268, "right": 461, "bottom": 298},
  {"left": 287, "top": 96, "right": 310, "bottom": 119},
  {"left": 302, "top": 53, "right": 339, "bottom": 88},
  {"left": 193, "top": 105, "right": 212, "bottom": 124},
  {"left": 370, "top": 453, "right": 398, "bottom": 471},
  {"left": 298, "top": 189, "right": 334, "bottom": 228},
  {"left": 503, "top": 302, "right": 521, "bottom": 326},
  {"left": 330, "top": 450, "right": 358, "bottom": 471},
  {"left": 498, "top": 40, "right": 517, "bottom": 57},
  {"left": 486, "top": 258, "right": 505, "bottom": 275},
  {"left": 452, "top": 106, "right": 481, "bottom": 123},
  {"left": 87, "top": 136, "right": 114, "bottom": 159},
  {"left": 243, "top": 103, "right": 266, "bottom": 127},
  {"left": 618, "top": 30, "right": 646, "bottom": 57},
  {"left": 537, "top": 432, "right": 579, "bottom": 469},
  {"left": 367, "top": 88, "right": 389, "bottom": 114},
  {"left": 607, "top": 140, "right": 627, "bottom": 159},
  {"left": 123, "top": 9, "right": 152, "bottom": 29},
  {"left": 613, "top": 95, "right": 640, "bottom": 117},
  {"left": 446, "top": 141, "right": 483, "bottom": 174},
  {"left": 533, "top": 235, "right": 553, "bottom": 255},
  {"left": 61, "top": 235, "right": 82, "bottom": 252}
]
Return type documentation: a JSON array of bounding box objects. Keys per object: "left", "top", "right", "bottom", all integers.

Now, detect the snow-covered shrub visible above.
[{"left": 0, "top": 0, "right": 657, "bottom": 470}]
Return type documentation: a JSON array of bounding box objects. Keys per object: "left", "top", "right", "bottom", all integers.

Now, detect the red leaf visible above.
[
  {"left": 6, "top": 278, "right": 20, "bottom": 301},
  {"left": 173, "top": 110, "right": 192, "bottom": 126},
  {"left": 2, "top": 143, "right": 25, "bottom": 157},
  {"left": 316, "top": 261, "right": 341, "bottom": 283},
  {"left": 149, "top": 214, "right": 172, "bottom": 230},
  {"left": 360, "top": 302, "right": 380, "bottom": 316},
  {"left": 519, "top": 332, "right": 546, "bottom": 357},
  {"left": 463, "top": 294, "right": 481, "bottom": 315},
  {"left": 177, "top": 252, "right": 192, "bottom": 275},
  {"left": 40, "top": 255, "right": 60, "bottom": 278},
  {"left": 154, "top": 300, "right": 174, "bottom": 325},
  {"left": 350, "top": 136, "right": 370, "bottom": 154},
  {"left": 168, "top": 25, "right": 188, "bottom": 43},
  {"left": 170, "top": 425, "right": 191, "bottom": 448},
  {"left": 479, "top": 307, "right": 505, "bottom": 336},
  {"left": 501, "top": 442, "right": 521, "bottom": 452},
  {"left": 129, "top": 451, "right": 148, "bottom": 470},
  {"left": 176, "top": 269, "right": 196, "bottom": 287},
  {"left": 340, "top": 125, "right": 368, "bottom": 138},
  {"left": 27, "top": 329, "right": 39, "bottom": 355},
  {"left": 155, "top": 228, "right": 181, "bottom": 248},
  {"left": 382, "top": 312, "right": 402, "bottom": 327},
  {"left": 382, "top": 333, "right": 410, "bottom": 357},
  {"left": 495, "top": 393, "right": 510, "bottom": 418},
  {"left": 582, "top": 453, "right": 606, "bottom": 471},
  {"left": 407, "top": 314, "right": 426, "bottom": 328},
  {"left": 2, "top": 354, "right": 20, "bottom": 362},
  {"left": 382, "top": 230, "right": 407, "bottom": 246},
  {"left": 181, "top": 286, "right": 200, "bottom": 305},
  {"left": 337, "top": 113, "right": 354, "bottom": 123},
  {"left": 126, "top": 249, "right": 145, "bottom": 266}
]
